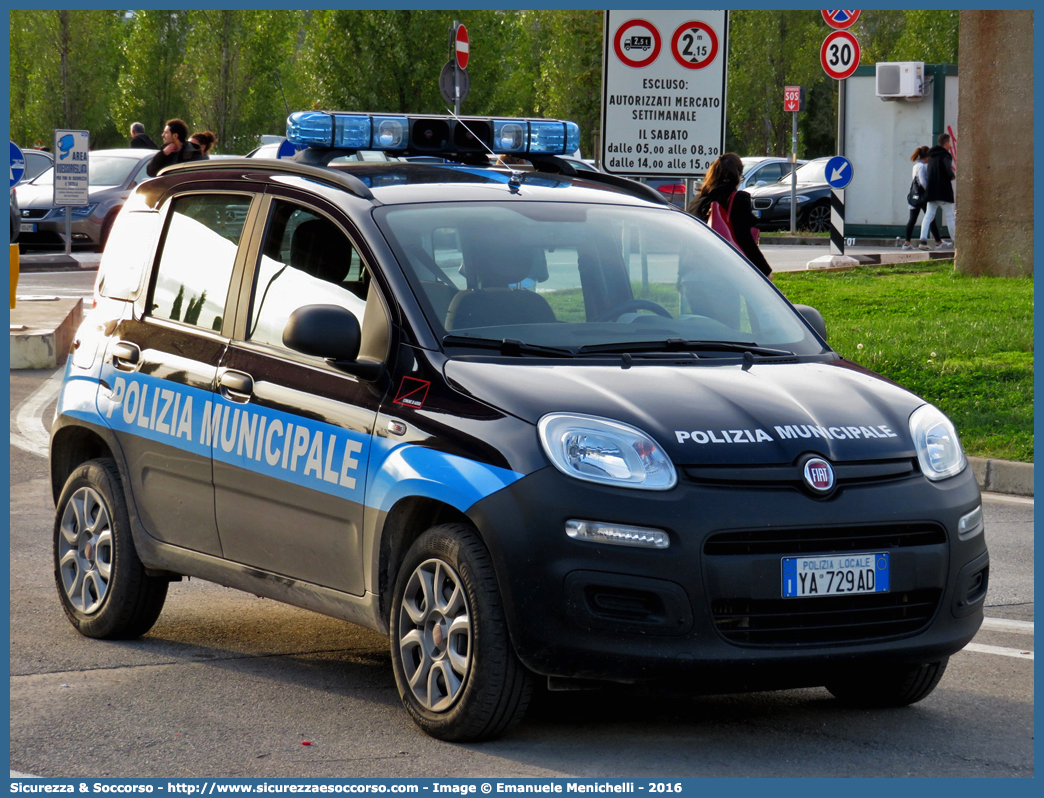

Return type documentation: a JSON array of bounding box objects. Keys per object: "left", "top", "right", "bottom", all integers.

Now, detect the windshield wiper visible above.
[
  {"left": 577, "top": 339, "right": 794, "bottom": 357},
  {"left": 442, "top": 335, "right": 576, "bottom": 358}
]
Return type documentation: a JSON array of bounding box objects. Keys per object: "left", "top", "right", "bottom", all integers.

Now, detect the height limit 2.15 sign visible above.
[
  {"left": 821, "top": 29, "right": 860, "bottom": 80},
  {"left": 602, "top": 10, "right": 729, "bottom": 178}
]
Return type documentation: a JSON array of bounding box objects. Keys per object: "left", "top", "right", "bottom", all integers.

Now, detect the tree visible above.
[
  {"left": 726, "top": 11, "right": 827, "bottom": 158},
  {"left": 181, "top": 10, "right": 299, "bottom": 153},
  {"left": 9, "top": 10, "right": 126, "bottom": 148},
  {"left": 113, "top": 11, "right": 191, "bottom": 145}
]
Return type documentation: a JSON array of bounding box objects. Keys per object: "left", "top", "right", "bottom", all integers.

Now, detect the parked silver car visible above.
[{"left": 16, "top": 149, "right": 155, "bottom": 251}]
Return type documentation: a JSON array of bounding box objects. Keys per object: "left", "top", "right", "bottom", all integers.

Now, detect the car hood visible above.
[
  {"left": 443, "top": 358, "right": 923, "bottom": 465},
  {"left": 748, "top": 182, "right": 828, "bottom": 198},
  {"left": 17, "top": 183, "right": 124, "bottom": 209}
]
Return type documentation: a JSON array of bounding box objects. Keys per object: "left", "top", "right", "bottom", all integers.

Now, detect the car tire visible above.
[
  {"left": 53, "top": 458, "right": 168, "bottom": 640},
  {"left": 825, "top": 658, "right": 948, "bottom": 708},
  {"left": 802, "top": 203, "right": 831, "bottom": 234},
  {"left": 389, "top": 523, "right": 533, "bottom": 741}
]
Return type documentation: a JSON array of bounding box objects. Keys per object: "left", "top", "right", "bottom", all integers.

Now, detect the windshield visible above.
[
  {"left": 787, "top": 159, "right": 828, "bottom": 184},
  {"left": 376, "top": 202, "right": 825, "bottom": 356},
  {"left": 31, "top": 155, "right": 143, "bottom": 187}
]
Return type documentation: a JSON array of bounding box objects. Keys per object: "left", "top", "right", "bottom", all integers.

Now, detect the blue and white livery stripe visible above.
[{"left": 58, "top": 369, "right": 524, "bottom": 514}]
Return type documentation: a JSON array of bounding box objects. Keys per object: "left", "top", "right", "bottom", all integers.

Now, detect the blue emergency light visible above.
[{"left": 286, "top": 111, "right": 580, "bottom": 156}]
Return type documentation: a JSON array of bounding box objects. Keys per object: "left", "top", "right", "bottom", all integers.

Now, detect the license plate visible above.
[
  {"left": 751, "top": 209, "right": 761, "bottom": 218},
  {"left": 782, "top": 552, "right": 889, "bottom": 598},
  {"left": 19, "top": 223, "right": 36, "bottom": 233}
]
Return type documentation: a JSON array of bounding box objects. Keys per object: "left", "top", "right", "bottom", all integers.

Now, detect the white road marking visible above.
[
  {"left": 981, "top": 617, "right": 1033, "bottom": 635},
  {"left": 963, "top": 643, "right": 1033, "bottom": 661},
  {"left": 981, "top": 492, "right": 1033, "bottom": 506},
  {"left": 10, "top": 369, "right": 64, "bottom": 458}
]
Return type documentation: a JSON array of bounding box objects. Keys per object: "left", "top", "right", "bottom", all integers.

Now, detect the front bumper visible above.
[
  {"left": 18, "top": 211, "right": 104, "bottom": 249},
  {"left": 469, "top": 464, "right": 987, "bottom": 687}
]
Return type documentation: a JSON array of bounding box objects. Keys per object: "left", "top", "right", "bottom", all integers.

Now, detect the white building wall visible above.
[{"left": 843, "top": 71, "right": 958, "bottom": 231}]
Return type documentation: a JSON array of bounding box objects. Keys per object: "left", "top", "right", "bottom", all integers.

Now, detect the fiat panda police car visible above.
[{"left": 51, "top": 111, "right": 988, "bottom": 742}]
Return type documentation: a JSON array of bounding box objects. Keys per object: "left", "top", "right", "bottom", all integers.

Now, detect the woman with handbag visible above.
[
  {"left": 687, "top": 153, "right": 772, "bottom": 277},
  {"left": 903, "top": 146, "right": 942, "bottom": 250}
]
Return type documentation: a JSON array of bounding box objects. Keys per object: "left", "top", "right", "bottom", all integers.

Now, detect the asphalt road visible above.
[{"left": 8, "top": 270, "right": 1034, "bottom": 778}]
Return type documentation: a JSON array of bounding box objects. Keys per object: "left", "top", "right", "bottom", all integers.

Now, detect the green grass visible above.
[{"left": 775, "top": 262, "right": 1034, "bottom": 462}]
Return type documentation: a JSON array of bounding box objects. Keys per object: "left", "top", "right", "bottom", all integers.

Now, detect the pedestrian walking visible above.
[
  {"left": 146, "top": 119, "right": 203, "bottom": 177},
  {"left": 902, "top": 146, "right": 941, "bottom": 250},
  {"left": 128, "top": 122, "right": 158, "bottom": 150},
  {"left": 687, "top": 152, "right": 772, "bottom": 277},
  {"left": 189, "top": 130, "right": 217, "bottom": 159},
  {"left": 918, "top": 133, "right": 956, "bottom": 250}
]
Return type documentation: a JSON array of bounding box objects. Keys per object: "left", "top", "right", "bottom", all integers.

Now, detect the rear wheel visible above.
[
  {"left": 826, "top": 658, "right": 948, "bottom": 708},
  {"left": 389, "top": 523, "right": 533, "bottom": 741},
  {"left": 53, "top": 458, "right": 168, "bottom": 639},
  {"left": 802, "top": 203, "right": 831, "bottom": 233}
]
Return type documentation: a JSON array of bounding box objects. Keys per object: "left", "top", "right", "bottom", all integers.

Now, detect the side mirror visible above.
[
  {"left": 755, "top": 180, "right": 768, "bottom": 188},
  {"left": 283, "top": 304, "right": 385, "bottom": 380},
  {"left": 283, "top": 304, "right": 362, "bottom": 361},
  {"left": 793, "top": 304, "right": 827, "bottom": 343}
]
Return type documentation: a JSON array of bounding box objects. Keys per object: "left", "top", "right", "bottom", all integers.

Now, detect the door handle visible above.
[
  {"left": 111, "top": 341, "right": 140, "bottom": 371},
  {"left": 219, "top": 369, "right": 254, "bottom": 403}
]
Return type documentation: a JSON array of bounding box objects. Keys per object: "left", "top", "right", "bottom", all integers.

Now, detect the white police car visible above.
[{"left": 51, "top": 111, "right": 988, "bottom": 741}]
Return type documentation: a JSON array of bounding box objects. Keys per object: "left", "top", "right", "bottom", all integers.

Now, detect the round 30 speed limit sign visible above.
[{"left": 821, "top": 29, "right": 860, "bottom": 80}]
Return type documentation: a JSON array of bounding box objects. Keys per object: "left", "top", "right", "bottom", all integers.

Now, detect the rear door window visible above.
[{"left": 150, "top": 194, "right": 252, "bottom": 331}]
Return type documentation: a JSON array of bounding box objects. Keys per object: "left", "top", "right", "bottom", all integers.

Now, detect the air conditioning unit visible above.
[{"left": 876, "top": 62, "right": 925, "bottom": 99}]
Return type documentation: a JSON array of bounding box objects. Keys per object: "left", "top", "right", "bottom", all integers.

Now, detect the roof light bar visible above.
[{"left": 286, "top": 111, "right": 580, "bottom": 156}]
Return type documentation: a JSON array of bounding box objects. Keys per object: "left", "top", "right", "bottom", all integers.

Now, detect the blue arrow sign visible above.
[
  {"left": 10, "top": 141, "right": 26, "bottom": 188},
  {"left": 277, "top": 138, "right": 303, "bottom": 159},
  {"left": 825, "top": 155, "right": 853, "bottom": 189}
]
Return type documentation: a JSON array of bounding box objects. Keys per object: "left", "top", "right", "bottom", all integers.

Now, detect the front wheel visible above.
[
  {"left": 389, "top": 523, "right": 533, "bottom": 741},
  {"left": 825, "top": 658, "right": 948, "bottom": 708},
  {"left": 53, "top": 458, "right": 168, "bottom": 639},
  {"left": 802, "top": 203, "right": 832, "bottom": 234}
]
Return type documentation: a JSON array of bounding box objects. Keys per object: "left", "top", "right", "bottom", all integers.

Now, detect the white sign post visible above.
[
  {"left": 53, "top": 129, "right": 90, "bottom": 255},
  {"left": 602, "top": 10, "right": 728, "bottom": 183}
]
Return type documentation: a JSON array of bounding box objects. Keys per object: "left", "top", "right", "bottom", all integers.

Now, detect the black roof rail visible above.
[
  {"left": 525, "top": 155, "right": 671, "bottom": 206},
  {"left": 159, "top": 157, "right": 376, "bottom": 202}
]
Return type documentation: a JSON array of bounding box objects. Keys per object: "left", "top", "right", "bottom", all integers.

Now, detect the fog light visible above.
[
  {"left": 958, "top": 505, "right": 983, "bottom": 540},
  {"left": 565, "top": 520, "right": 669, "bottom": 549}
]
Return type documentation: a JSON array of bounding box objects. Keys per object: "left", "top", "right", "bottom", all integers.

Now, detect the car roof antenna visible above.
[{"left": 446, "top": 108, "right": 524, "bottom": 187}]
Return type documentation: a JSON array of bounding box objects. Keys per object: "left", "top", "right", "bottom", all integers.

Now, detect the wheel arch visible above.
[
  {"left": 50, "top": 425, "right": 116, "bottom": 505},
  {"left": 376, "top": 496, "right": 472, "bottom": 628}
]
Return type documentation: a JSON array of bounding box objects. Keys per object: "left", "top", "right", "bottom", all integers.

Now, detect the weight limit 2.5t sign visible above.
[{"left": 602, "top": 10, "right": 728, "bottom": 178}]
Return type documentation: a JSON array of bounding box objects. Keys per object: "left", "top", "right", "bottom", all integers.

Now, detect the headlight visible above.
[
  {"left": 538, "top": 413, "right": 677, "bottom": 490},
  {"left": 909, "top": 404, "right": 966, "bottom": 481},
  {"left": 71, "top": 204, "right": 98, "bottom": 217},
  {"left": 776, "top": 195, "right": 810, "bottom": 205}
]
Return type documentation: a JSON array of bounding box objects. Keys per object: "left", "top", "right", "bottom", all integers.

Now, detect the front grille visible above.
[
  {"left": 703, "top": 522, "right": 946, "bottom": 556},
  {"left": 21, "top": 208, "right": 51, "bottom": 220},
  {"left": 712, "top": 589, "right": 941, "bottom": 646},
  {"left": 751, "top": 197, "right": 774, "bottom": 210}
]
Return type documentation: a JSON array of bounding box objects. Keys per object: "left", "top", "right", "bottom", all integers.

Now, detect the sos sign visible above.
[{"left": 821, "top": 29, "right": 860, "bottom": 80}]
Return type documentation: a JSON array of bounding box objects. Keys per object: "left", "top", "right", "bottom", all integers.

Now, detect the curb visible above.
[
  {"left": 967, "top": 456, "right": 1034, "bottom": 497},
  {"left": 16, "top": 252, "right": 101, "bottom": 272},
  {"left": 10, "top": 297, "right": 83, "bottom": 369}
]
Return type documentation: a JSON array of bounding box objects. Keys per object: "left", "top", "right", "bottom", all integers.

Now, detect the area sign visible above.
[
  {"left": 825, "top": 155, "right": 854, "bottom": 189},
  {"left": 822, "top": 10, "right": 861, "bottom": 29},
  {"left": 821, "top": 29, "right": 861, "bottom": 80},
  {"left": 52, "top": 129, "right": 90, "bottom": 206},
  {"left": 602, "top": 10, "right": 729, "bottom": 178},
  {"left": 10, "top": 141, "right": 26, "bottom": 188}
]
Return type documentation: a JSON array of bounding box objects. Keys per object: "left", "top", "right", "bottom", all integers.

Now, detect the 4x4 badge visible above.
[{"left": 803, "top": 456, "right": 835, "bottom": 493}]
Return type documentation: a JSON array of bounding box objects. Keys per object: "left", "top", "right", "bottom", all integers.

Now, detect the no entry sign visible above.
[
  {"left": 455, "top": 24, "right": 469, "bottom": 70},
  {"left": 822, "top": 10, "right": 861, "bottom": 29},
  {"left": 821, "top": 29, "right": 860, "bottom": 80}
]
